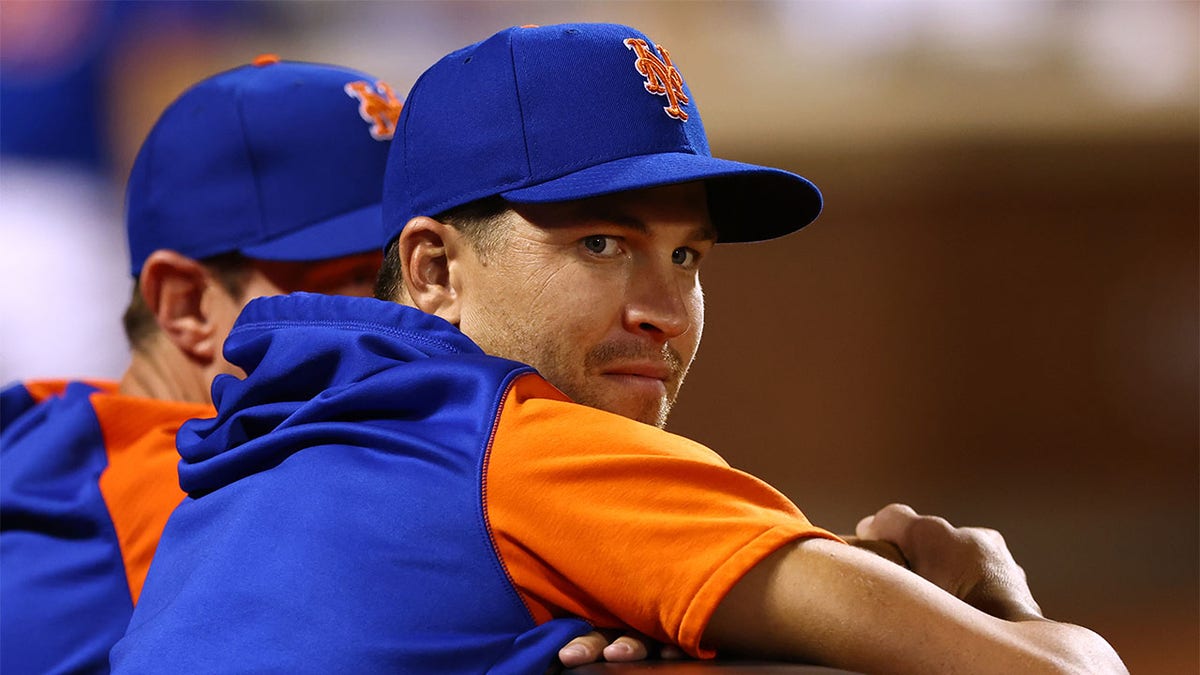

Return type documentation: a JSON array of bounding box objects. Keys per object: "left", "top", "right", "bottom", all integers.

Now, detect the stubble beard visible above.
[
  {"left": 528, "top": 340, "right": 688, "bottom": 429},
  {"left": 477, "top": 311, "right": 690, "bottom": 428}
]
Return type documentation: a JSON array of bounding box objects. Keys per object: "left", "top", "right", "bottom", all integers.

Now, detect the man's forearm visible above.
[{"left": 704, "top": 538, "right": 1127, "bottom": 674}]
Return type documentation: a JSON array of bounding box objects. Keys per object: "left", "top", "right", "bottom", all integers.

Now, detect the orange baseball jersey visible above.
[
  {"left": 0, "top": 380, "right": 212, "bottom": 673},
  {"left": 113, "top": 294, "right": 841, "bottom": 673}
]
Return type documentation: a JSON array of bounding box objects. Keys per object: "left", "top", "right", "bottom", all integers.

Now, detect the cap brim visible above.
[
  {"left": 499, "top": 153, "right": 822, "bottom": 243},
  {"left": 240, "top": 203, "right": 382, "bottom": 262}
]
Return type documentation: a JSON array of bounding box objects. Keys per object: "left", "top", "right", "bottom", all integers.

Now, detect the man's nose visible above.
[{"left": 622, "top": 264, "right": 692, "bottom": 341}]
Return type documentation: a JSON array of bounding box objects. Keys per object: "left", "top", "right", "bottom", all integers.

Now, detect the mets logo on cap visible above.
[
  {"left": 345, "top": 80, "right": 402, "bottom": 140},
  {"left": 624, "top": 38, "right": 689, "bottom": 121}
]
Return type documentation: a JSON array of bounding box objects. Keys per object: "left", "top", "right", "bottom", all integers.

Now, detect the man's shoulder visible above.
[
  {"left": 498, "top": 372, "right": 720, "bottom": 462},
  {"left": 0, "top": 380, "right": 116, "bottom": 507},
  {"left": 1, "top": 379, "right": 115, "bottom": 438}
]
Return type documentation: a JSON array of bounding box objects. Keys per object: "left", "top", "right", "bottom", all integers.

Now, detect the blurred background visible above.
[{"left": 1, "top": 0, "right": 1195, "bottom": 671}]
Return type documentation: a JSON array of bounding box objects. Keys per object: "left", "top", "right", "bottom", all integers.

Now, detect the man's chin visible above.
[
  {"left": 608, "top": 397, "right": 672, "bottom": 429},
  {"left": 571, "top": 390, "right": 669, "bottom": 429}
]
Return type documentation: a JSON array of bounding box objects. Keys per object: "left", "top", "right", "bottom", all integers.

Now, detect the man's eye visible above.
[
  {"left": 582, "top": 236, "right": 619, "bottom": 256},
  {"left": 672, "top": 247, "right": 698, "bottom": 267}
]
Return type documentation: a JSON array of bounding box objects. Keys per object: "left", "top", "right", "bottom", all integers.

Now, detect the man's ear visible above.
[
  {"left": 138, "top": 250, "right": 223, "bottom": 363},
  {"left": 397, "top": 216, "right": 464, "bottom": 325}
]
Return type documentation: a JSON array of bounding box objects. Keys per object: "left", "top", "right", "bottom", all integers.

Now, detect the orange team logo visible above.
[
  {"left": 623, "top": 38, "right": 689, "bottom": 121},
  {"left": 344, "top": 80, "right": 402, "bottom": 141}
]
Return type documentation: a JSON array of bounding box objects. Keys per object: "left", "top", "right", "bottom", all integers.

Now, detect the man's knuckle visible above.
[
  {"left": 909, "top": 515, "right": 954, "bottom": 543},
  {"left": 961, "top": 526, "right": 1006, "bottom": 549},
  {"left": 882, "top": 502, "right": 915, "bottom": 516}
]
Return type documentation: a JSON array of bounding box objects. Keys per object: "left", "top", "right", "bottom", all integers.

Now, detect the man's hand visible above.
[
  {"left": 854, "top": 503, "right": 1044, "bottom": 622},
  {"left": 558, "top": 630, "right": 686, "bottom": 668}
]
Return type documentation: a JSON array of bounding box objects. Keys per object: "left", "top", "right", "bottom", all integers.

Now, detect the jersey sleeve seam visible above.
[{"left": 477, "top": 370, "right": 542, "bottom": 627}]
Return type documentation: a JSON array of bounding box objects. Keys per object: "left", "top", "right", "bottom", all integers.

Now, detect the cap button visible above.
[{"left": 252, "top": 53, "right": 281, "bottom": 67}]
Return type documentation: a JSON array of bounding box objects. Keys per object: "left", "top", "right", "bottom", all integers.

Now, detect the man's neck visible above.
[{"left": 118, "top": 341, "right": 213, "bottom": 404}]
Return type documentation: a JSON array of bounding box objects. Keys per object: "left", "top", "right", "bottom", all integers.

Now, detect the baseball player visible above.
[
  {"left": 0, "top": 56, "right": 396, "bottom": 674},
  {"left": 112, "top": 25, "right": 1127, "bottom": 673}
]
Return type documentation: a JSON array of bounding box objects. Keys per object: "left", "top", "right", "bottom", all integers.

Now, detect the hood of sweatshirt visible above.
[{"left": 176, "top": 292, "right": 530, "bottom": 496}]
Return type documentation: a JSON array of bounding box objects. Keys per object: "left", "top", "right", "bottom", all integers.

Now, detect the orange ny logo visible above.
[
  {"left": 344, "top": 80, "right": 402, "bottom": 141},
  {"left": 623, "top": 38, "right": 689, "bottom": 121}
]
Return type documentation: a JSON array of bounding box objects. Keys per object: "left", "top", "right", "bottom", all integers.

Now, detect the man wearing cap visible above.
[
  {"left": 0, "top": 57, "right": 396, "bottom": 674},
  {"left": 114, "top": 25, "right": 1126, "bottom": 673}
]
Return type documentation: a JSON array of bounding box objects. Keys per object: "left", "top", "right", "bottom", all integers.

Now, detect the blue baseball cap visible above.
[
  {"left": 127, "top": 55, "right": 401, "bottom": 275},
  {"left": 383, "top": 23, "right": 821, "bottom": 246}
]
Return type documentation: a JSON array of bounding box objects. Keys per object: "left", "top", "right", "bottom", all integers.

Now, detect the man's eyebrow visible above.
[
  {"left": 565, "top": 206, "right": 717, "bottom": 243},
  {"left": 692, "top": 221, "right": 718, "bottom": 243},
  {"left": 564, "top": 206, "right": 648, "bottom": 233}
]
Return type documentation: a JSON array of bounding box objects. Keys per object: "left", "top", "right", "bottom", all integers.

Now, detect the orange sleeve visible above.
[
  {"left": 485, "top": 373, "right": 842, "bottom": 658},
  {"left": 92, "top": 394, "right": 213, "bottom": 603}
]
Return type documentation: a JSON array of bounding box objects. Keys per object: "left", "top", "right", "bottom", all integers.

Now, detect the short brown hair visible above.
[
  {"left": 374, "top": 196, "right": 511, "bottom": 302},
  {"left": 122, "top": 252, "right": 252, "bottom": 351}
]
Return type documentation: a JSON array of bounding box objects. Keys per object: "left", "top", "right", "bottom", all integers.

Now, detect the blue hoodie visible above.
[{"left": 112, "top": 293, "right": 834, "bottom": 672}]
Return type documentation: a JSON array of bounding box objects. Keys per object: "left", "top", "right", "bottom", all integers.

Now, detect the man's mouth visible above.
[{"left": 602, "top": 362, "right": 673, "bottom": 382}]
